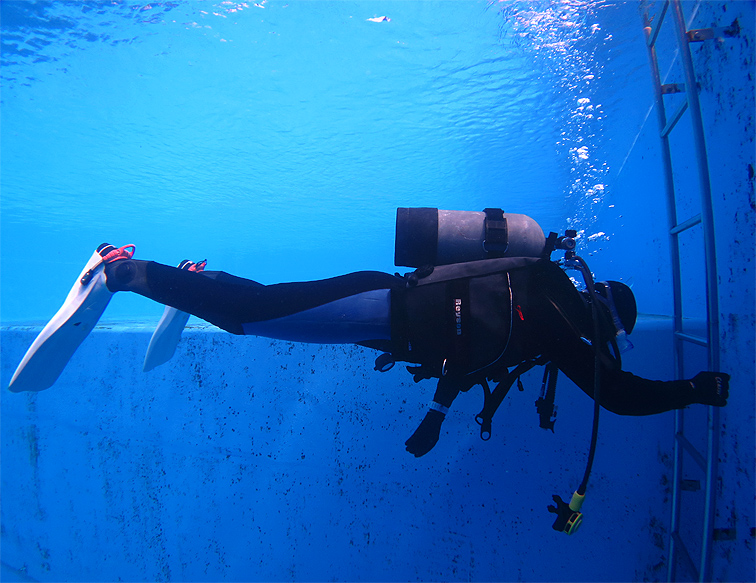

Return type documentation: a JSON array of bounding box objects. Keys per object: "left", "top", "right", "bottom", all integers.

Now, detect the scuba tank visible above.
[{"left": 394, "top": 207, "right": 546, "bottom": 267}]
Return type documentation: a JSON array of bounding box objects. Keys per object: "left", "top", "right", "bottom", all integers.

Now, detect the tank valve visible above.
[{"left": 555, "top": 229, "right": 577, "bottom": 253}]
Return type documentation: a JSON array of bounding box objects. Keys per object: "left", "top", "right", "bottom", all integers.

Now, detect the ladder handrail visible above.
[
  {"left": 642, "top": 1, "right": 722, "bottom": 582},
  {"left": 669, "top": 4, "right": 721, "bottom": 582},
  {"left": 670, "top": 0, "right": 721, "bottom": 372}
]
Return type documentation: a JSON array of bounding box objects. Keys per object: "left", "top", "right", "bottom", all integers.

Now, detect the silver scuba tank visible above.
[{"left": 395, "top": 207, "right": 546, "bottom": 268}]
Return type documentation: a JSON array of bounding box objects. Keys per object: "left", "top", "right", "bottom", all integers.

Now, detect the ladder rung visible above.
[
  {"left": 671, "top": 213, "right": 702, "bottom": 235},
  {"left": 661, "top": 98, "right": 689, "bottom": 137},
  {"left": 681, "top": 479, "right": 701, "bottom": 491},
  {"left": 677, "top": 432, "right": 707, "bottom": 470},
  {"left": 675, "top": 330, "right": 709, "bottom": 347},
  {"left": 646, "top": 0, "right": 670, "bottom": 48},
  {"left": 661, "top": 83, "right": 685, "bottom": 94},
  {"left": 687, "top": 23, "right": 741, "bottom": 43},
  {"left": 672, "top": 531, "right": 701, "bottom": 580}
]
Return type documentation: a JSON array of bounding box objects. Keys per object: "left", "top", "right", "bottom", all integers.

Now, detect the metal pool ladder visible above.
[{"left": 642, "top": 1, "right": 738, "bottom": 581}]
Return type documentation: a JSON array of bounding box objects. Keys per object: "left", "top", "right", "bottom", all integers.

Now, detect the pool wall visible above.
[{"left": 1, "top": 318, "right": 678, "bottom": 582}]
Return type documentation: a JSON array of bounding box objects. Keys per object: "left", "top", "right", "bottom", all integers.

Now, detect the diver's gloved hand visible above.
[
  {"left": 689, "top": 372, "right": 730, "bottom": 407},
  {"left": 405, "top": 409, "right": 445, "bottom": 457}
]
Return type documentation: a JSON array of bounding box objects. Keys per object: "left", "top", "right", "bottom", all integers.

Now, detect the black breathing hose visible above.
[{"left": 571, "top": 254, "right": 602, "bottom": 497}]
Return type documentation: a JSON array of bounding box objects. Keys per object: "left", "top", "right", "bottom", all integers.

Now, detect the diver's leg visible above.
[
  {"left": 104, "top": 259, "right": 400, "bottom": 342},
  {"left": 142, "top": 259, "right": 207, "bottom": 372},
  {"left": 9, "top": 245, "right": 400, "bottom": 392}
]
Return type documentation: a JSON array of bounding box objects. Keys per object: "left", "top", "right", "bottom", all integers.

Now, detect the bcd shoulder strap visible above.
[{"left": 406, "top": 256, "right": 542, "bottom": 287}]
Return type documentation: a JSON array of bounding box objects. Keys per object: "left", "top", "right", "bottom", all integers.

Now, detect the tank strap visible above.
[{"left": 483, "top": 208, "right": 509, "bottom": 255}]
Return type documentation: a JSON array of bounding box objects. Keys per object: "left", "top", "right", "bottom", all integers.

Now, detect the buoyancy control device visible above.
[{"left": 384, "top": 207, "right": 625, "bottom": 535}]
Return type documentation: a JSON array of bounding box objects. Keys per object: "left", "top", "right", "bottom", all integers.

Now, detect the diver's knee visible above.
[{"left": 105, "top": 259, "right": 142, "bottom": 292}]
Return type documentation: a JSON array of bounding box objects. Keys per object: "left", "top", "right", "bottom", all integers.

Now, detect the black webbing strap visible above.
[
  {"left": 535, "top": 361, "right": 559, "bottom": 432},
  {"left": 483, "top": 208, "right": 508, "bottom": 256},
  {"left": 475, "top": 356, "right": 547, "bottom": 440}
]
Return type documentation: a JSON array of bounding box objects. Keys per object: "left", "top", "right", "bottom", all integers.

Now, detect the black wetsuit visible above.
[{"left": 105, "top": 257, "right": 707, "bottom": 417}]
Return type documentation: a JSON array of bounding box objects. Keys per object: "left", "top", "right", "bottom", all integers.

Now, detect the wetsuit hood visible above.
[{"left": 595, "top": 281, "right": 636, "bottom": 335}]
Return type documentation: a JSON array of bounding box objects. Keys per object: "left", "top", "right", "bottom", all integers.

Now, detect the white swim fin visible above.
[
  {"left": 8, "top": 244, "right": 135, "bottom": 393},
  {"left": 142, "top": 259, "right": 206, "bottom": 372},
  {"left": 142, "top": 307, "right": 191, "bottom": 372}
]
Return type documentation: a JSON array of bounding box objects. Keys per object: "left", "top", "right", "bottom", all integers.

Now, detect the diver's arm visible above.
[
  {"left": 404, "top": 375, "right": 465, "bottom": 457},
  {"left": 526, "top": 263, "right": 728, "bottom": 415},
  {"left": 548, "top": 339, "right": 729, "bottom": 415}
]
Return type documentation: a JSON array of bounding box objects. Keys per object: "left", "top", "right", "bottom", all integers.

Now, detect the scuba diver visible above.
[{"left": 8, "top": 208, "right": 729, "bottom": 534}]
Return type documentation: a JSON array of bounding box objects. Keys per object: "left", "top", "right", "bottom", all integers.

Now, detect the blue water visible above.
[
  {"left": 1, "top": 0, "right": 649, "bottom": 321},
  {"left": 1, "top": 1, "right": 754, "bottom": 582}
]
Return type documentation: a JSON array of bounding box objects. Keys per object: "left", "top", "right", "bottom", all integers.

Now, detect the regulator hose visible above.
[
  {"left": 549, "top": 253, "right": 605, "bottom": 534},
  {"left": 576, "top": 253, "right": 602, "bottom": 496}
]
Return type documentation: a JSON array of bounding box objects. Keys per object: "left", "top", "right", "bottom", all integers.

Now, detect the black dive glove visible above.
[
  {"left": 689, "top": 372, "right": 730, "bottom": 407},
  {"left": 405, "top": 409, "right": 445, "bottom": 457}
]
